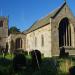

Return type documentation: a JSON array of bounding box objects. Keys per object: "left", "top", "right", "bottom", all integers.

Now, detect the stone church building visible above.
[{"left": 0, "top": 2, "right": 75, "bottom": 57}]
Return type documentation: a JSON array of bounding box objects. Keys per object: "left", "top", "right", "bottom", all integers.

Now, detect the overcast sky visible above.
[{"left": 0, "top": 0, "right": 75, "bottom": 31}]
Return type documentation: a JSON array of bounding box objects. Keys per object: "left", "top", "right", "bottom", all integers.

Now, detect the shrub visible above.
[{"left": 13, "top": 54, "right": 26, "bottom": 72}]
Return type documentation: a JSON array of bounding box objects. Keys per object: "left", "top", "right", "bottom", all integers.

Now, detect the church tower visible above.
[{"left": 0, "top": 17, "right": 8, "bottom": 49}]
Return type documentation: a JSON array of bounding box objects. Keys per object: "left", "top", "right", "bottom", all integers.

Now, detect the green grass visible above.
[
  {"left": 0, "top": 54, "right": 74, "bottom": 75},
  {"left": 5, "top": 54, "right": 14, "bottom": 60}
]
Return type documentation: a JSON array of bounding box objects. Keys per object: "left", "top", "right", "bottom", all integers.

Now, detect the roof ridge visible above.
[
  {"left": 23, "top": 2, "right": 67, "bottom": 34},
  {"left": 51, "top": 2, "right": 66, "bottom": 18},
  {"left": 33, "top": 2, "right": 66, "bottom": 22}
]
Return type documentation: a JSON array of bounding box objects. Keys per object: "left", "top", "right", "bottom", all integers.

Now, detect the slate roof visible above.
[{"left": 23, "top": 2, "right": 66, "bottom": 34}]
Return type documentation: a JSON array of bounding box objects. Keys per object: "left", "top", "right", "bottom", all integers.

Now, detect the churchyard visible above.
[{"left": 0, "top": 50, "right": 75, "bottom": 75}]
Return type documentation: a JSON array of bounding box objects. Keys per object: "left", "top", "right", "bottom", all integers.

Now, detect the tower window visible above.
[{"left": 0, "top": 21, "right": 3, "bottom": 27}]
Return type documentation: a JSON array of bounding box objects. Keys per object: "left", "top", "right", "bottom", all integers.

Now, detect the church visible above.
[{"left": 1, "top": 1, "right": 75, "bottom": 57}]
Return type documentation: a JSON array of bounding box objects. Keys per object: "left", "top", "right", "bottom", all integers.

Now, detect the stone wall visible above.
[
  {"left": 7, "top": 33, "right": 26, "bottom": 53},
  {"left": 51, "top": 4, "right": 75, "bottom": 56},
  {"left": 26, "top": 24, "right": 51, "bottom": 57}
]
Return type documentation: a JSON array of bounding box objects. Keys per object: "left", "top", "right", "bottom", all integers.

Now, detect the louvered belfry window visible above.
[{"left": 0, "top": 20, "right": 3, "bottom": 27}]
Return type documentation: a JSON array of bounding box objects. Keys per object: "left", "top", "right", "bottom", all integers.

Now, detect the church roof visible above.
[{"left": 24, "top": 2, "right": 67, "bottom": 34}]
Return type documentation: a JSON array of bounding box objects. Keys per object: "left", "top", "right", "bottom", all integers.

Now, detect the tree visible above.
[{"left": 9, "top": 26, "right": 20, "bottom": 35}]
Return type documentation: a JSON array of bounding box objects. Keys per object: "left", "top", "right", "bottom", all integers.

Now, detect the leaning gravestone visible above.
[{"left": 30, "top": 50, "right": 42, "bottom": 70}]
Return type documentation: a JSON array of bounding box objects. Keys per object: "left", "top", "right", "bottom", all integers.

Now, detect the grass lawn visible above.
[{"left": 0, "top": 54, "right": 74, "bottom": 75}]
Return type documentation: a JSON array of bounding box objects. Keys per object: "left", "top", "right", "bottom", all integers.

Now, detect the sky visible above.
[{"left": 0, "top": 0, "right": 75, "bottom": 32}]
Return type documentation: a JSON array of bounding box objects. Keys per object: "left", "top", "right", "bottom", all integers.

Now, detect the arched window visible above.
[
  {"left": 35, "top": 37, "right": 37, "bottom": 47},
  {"left": 41, "top": 35, "right": 44, "bottom": 46},
  {"left": 59, "top": 17, "right": 71, "bottom": 47},
  {"left": 26, "top": 39, "right": 28, "bottom": 48},
  {"left": 0, "top": 20, "right": 3, "bottom": 27},
  {"left": 15, "top": 38, "right": 22, "bottom": 49},
  {"left": 10, "top": 40, "right": 14, "bottom": 50}
]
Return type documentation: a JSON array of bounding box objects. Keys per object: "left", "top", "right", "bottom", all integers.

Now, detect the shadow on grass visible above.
[
  {"left": 0, "top": 55, "right": 74, "bottom": 75},
  {"left": 0, "top": 57, "right": 13, "bottom": 75}
]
